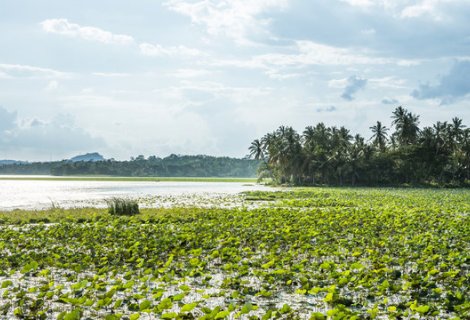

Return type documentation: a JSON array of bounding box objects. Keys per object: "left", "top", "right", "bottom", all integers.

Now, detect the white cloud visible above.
[
  {"left": 0, "top": 107, "right": 105, "bottom": 159},
  {"left": 92, "top": 72, "right": 131, "bottom": 77},
  {"left": 58, "top": 92, "right": 218, "bottom": 157},
  {"left": 400, "top": 0, "right": 441, "bottom": 19},
  {"left": 265, "top": 69, "right": 301, "bottom": 80},
  {"left": 316, "top": 105, "right": 337, "bottom": 113},
  {"left": 164, "top": 0, "right": 288, "bottom": 45},
  {"left": 412, "top": 60, "right": 470, "bottom": 105},
  {"left": 341, "top": 75, "right": 368, "bottom": 101},
  {"left": 341, "top": 0, "right": 461, "bottom": 21},
  {"left": 139, "top": 42, "right": 204, "bottom": 57},
  {"left": 0, "top": 64, "right": 68, "bottom": 79},
  {"left": 328, "top": 78, "right": 349, "bottom": 88},
  {"left": 173, "top": 69, "right": 212, "bottom": 78},
  {"left": 369, "top": 77, "right": 407, "bottom": 89},
  {"left": 294, "top": 41, "right": 389, "bottom": 65},
  {"left": 168, "top": 80, "right": 273, "bottom": 104},
  {"left": 45, "top": 80, "right": 59, "bottom": 91},
  {"left": 0, "top": 106, "right": 17, "bottom": 132},
  {"left": 215, "top": 41, "right": 418, "bottom": 74},
  {"left": 361, "top": 28, "right": 376, "bottom": 35},
  {"left": 341, "top": 0, "right": 374, "bottom": 7},
  {"left": 41, "top": 18, "right": 134, "bottom": 45},
  {"left": 382, "top": 97, "right": 399, "bottom": 105}
]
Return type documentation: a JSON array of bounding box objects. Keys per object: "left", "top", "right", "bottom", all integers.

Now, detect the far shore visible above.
[{"left": 0, "top": 175, "right": 258, "bottom": 183}]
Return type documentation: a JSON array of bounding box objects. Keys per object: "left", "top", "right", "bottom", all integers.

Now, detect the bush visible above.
[{"left": 107, "top": 198, "right": 140, "bottom": 216}]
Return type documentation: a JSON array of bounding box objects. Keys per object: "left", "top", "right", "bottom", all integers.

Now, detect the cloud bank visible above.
[
  {"left": 412, "top": 61, "right": 470, "bottom": 105},
  {"left": 341, "top": 76, "right": 367, "bottom": 101},
  {"left": 0, "top": 106, "right": 105, "bottom": 159},
  {"left": 41, "top": 19, "right": 134, "bottom": 45}
]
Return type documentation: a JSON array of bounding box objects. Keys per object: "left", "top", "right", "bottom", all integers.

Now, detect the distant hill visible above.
[
  {"left": 69, "top": 152, "right": 105, "bottom": 162},
  {"left": 0, "top": 160, "right": 27, "bottom": 165}
]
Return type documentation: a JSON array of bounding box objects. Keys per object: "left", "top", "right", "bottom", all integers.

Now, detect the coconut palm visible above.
[
  {"left": 391, "top": 106, "right": 420, "bottom": 145},
  {"left": 248, "top": 139, "right": 264, "bottom": 160},
  {"left": 369, "top": 121, "right": 389, "bottom": 152}
]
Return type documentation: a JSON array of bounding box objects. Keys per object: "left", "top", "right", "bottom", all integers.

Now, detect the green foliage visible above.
[
  {"left": 250, "top": 108, "right": 470, "bottom": 186},
  {"left": 107, "top": 198, "right": 140, "bottom": 216},
  {"left": 0, "top": 154, "right": 260, "bottom": 178}
]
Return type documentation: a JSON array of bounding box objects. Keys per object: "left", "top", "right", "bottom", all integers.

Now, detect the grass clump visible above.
[{"left": 107, "top": 197, "right": 140, "bottom": 216}]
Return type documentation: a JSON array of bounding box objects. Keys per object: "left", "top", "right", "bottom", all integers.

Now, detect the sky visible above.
[{"left": 0, "top": 0, "right": 469, "bottom": 161}]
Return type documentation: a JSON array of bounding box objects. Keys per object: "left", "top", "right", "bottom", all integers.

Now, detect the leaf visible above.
[
  {"left": 21, "top": 261, "right": 39, "bottom": 274},
  {"left": 161, "top": 312, "right": 178, "bottom": 319},
  {"left": 164, "top": 255, "right": 174, "bottom": 268},
  {"left": 388, "top": 306, "right": 397, "bottom": 312},
  {"left": 114, "top": 299, "right": 123, "bottom": 309},
  {"left": 129, "top": 314, "right": 140, "bottom": 320},
  {"left": 324, "top": 292, "right": 334, "bottom": 303},
  {"left": 310, "top": 312, "right": 326, "bottom": 320},
  {"left": 63, "top": 309, "right": 81, "bottom": 320},
  {"left": 139, "top": 299, "right": 151, "bottom": 311},
  {"left": 172, "top": 293, "right": 186, "bottom": 301},
  {"left": 415, "top": 305, "right": 430, "bottom": 314},
  {"left": 181, "top": 302, "right": 198, "bottom": 312},
  {"left": 215, "top": 310, "right": 230, "bottom": 319},
  {"left": 279, "top": 304, "right": 291, "bottom": 314},
  {"left": 261, "top": 259, "right": 275, "bottom": 269},
  {"left": 240, "top": 303, "right": 253, "bottom": 314},
  {"left": 189, "top": 257, "right": 200, "bottom": 267},
  {"left": 179, "top": 284, "right": 191, "bottom": 292},
  {"left": 350, "top": 262, "right": 365, "bottom": 270}
]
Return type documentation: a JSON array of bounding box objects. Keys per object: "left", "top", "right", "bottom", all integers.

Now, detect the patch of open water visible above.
[{"left": 0, "top": 176, "right": 273, "bottom": 210}]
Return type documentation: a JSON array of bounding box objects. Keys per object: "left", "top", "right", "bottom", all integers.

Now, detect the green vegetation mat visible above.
[{"left": 0, "top": 188, "right": 469, "bottom": 319}]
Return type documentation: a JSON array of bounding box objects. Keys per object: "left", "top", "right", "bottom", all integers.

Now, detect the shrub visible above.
[{"left": 107, "top": 198, "right": 140, "bottom": 216}]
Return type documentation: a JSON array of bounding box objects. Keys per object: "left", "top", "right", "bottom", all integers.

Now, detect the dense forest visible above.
[
  {"left": 0, "top": 154, "right": 259, "bottom": 177},
  {"left": 249, "top": 106, "right": 470, "bottom": 186}
]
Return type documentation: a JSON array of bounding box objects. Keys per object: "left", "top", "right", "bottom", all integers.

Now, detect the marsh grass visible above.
[{"left": 107, "top": 197, "right": 140, "bottom": 216}]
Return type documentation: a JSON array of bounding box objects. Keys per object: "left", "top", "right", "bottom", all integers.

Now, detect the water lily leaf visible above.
[
  {"left": 161, "top": 312, "right": 178, "bottom": 319},
  {"left": 181, "top": 302, "right": 198, "bottom": 312},
  {"left": 215, "top": 310, "right": 230, "bottom": 319},
  {"left": 139, "top": 299, "right": 151, "bottom": 311}
]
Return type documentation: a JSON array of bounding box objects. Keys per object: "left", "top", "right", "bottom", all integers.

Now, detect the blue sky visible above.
[{"left": 0, "top": 0, "right": 469, "bottom": 160}]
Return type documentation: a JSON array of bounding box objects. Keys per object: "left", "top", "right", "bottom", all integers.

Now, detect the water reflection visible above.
[{"left": 0, "top": 176, "right": 270, "bottom": 210}]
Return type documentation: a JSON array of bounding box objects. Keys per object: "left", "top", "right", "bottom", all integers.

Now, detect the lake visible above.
[{"left": 0, "top": 176, "right": 272, "bottom": 210}]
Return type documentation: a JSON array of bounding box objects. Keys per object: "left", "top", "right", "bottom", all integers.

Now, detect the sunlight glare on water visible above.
[{"left": 0, "top": 176, "right": 270, "bottom": 210}]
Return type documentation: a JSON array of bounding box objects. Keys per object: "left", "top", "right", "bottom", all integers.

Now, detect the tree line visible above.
[
  {"left": 0, "top": 154, "right": 259, "bottom": 177},
  {"left": 249, "top": 106, "right": 470, "bottom": 186}
]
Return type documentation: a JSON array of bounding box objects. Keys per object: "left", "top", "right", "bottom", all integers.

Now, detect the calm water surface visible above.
[{"left": 0, "top": 176, "right": 271, "bottom": 210}]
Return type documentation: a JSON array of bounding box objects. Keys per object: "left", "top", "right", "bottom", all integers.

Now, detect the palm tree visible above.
[
  {"left": 404, "top": 112, "right": 420, "bottom": 144},
  {"left": 302, "top": 126, "right": 315, "bottom": 150},
  {"left": 261, "top": 132, "right": 279, "bottom": 163},
  {"left": 391, "top": 106, "right": 407, "bottom": 127},
  {"left": 248, "top": 139, "right": 264, "bottom": 160},
  {"left": 277, "top": 126, "right": 302, "bottom": 183},
  {"left": 449, "top": 117, "right": 466, "bottom": 148},
  {"left": 348, "top": 134, "right": 367, "bottom": 185},
  {"left": 369, "top": 121, "right": 389, "bottom": 152},
  {"left": 301, "top": 126, "right": 316, "bottom": 183},
  {"left": 433, "top": 121, "right": 449, "bottom": 155},
  {"left": 249, "top": 108, "right": 468, "bottom": 186},
  {"left": 391, "top": 106, "right": 420, "bottom": 145},
  {"left": 330, "top": 126, "right": 352, "bottom": 185}
]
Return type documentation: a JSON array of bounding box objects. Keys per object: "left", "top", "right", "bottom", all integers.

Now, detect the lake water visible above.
[{"left": 0, "top": 176, "right": 272, "bottom": 210}]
